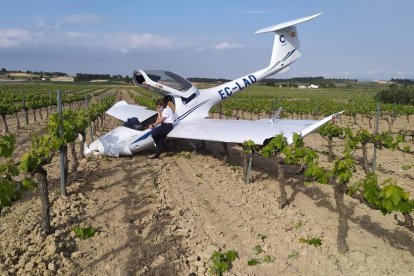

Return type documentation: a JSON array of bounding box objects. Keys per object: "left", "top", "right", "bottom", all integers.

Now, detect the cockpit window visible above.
[
  {"left": 144, "top": 70, "right": 192, "bottom": 92},
  {"left": 181, "top": 93, "right": 197, "bottom": 104},
  {"left": 147, "top": 74, "right": 161, "bottom": 83}
]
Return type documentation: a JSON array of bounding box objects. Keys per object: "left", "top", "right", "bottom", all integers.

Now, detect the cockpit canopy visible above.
[{"left": 133, "top": 70, "right": 198, "bottom": 97}]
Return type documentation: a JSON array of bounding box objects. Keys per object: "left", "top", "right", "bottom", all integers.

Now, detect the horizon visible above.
[
  {"left": 1, "top": 1, "right": 413, "bottom": 80},
  {"left": 0, "top": 67, "right": 408, "bottom": 83}
]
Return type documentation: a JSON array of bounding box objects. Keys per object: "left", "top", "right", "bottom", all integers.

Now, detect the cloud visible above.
[
  {"left": 58, "top": 14, "right": 101, "bottom": 24},
  {"left": 34, "top": 17, "right": 58, "bottom": 30},
  {"left": 36, "top": 17, "right": 46, "bottom": 28},
  {"left": 395, "top": 70, "right": 414, "bottom": 75},
  {"left": 117, "top": 33, "right": 175, "bottom": 50},
  {"left": 0, "top": 28, "right": 179, "bottom": 52},
  {"left": 0, "top": 29, "right": 31, "bottom": 48},
  {"left": 214, "top": 42, "right": 245, "bottom": 50}
]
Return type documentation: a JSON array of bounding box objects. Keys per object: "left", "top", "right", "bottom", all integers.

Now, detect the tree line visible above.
[
  {"left": 0, "top": 68, "right": 66, "bottom": 77},
  {"left": 390, "top": 78, "right": 414, "bottom": 85},
  {"left": 74, "top": 73, "right": 131, "bottom": 83}
]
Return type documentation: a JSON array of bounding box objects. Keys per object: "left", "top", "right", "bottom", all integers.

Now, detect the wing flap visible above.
[{"left": 106, "top": 100, "right": 156, "bottom": 122}]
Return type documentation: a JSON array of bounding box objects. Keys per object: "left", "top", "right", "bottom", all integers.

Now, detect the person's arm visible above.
[
  {"left": 149, "top": 107, "right": 166, "bottom": 128},
  {"left": 151, "top": 116, "right": 166, "bottom": 127}
]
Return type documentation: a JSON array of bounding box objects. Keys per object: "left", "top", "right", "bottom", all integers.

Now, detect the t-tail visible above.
[
  {"left": 257, "top": 13, "right": 322, "bottom": 75},
  {"left": 199, "top": 13, "right": 322, "bottom": 114}
]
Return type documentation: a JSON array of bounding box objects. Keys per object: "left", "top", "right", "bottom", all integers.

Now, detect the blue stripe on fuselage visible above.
[
  {"left": 177, "top": 100, "right": 209, "bottom": 120},
  {"left": 131, "top": 129, "right": 153, "bottom": 145}
]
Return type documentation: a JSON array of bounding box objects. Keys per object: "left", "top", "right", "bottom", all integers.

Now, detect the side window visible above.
[{"left": 181, "top": 93, "right": 197, "bottom": 104}]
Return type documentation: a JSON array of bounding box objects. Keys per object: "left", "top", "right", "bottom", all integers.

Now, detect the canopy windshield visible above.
[{"left": 145, "top": 70, "right": 192, "bottom": 92}]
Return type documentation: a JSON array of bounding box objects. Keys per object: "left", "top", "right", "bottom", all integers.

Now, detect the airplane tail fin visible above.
[{"left": 255, "top": 13, "right": 322, "bottom": 74}]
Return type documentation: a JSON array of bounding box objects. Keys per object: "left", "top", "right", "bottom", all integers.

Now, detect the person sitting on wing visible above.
[{"left": 149, "top": 96, "right": 177, "bottom": 158}]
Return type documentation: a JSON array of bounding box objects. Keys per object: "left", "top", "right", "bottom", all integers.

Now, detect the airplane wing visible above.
[
  {"left": 106, "top": 100, "right": 156, "bottom": 122},
  {"left": 168, "top": 112, "right": 342, "bottom": 145}
]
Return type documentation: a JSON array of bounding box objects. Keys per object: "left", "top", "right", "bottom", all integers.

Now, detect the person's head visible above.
[
  {"left": 156, "top": 99, "right": 164, "bottom": 110},
  {"left": 162, "top": 95, "right": 170, "bottom": 108},
  {"left": 156, "top": 96, "right": 170, "bottom": 109}
]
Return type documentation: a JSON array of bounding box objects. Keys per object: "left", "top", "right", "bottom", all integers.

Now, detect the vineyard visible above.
[{"left": 1, "top": 83, "right": 414, "bottom": 275}]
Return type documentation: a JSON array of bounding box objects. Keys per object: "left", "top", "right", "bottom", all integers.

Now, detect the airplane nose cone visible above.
[{"left": 83, "top": 143, "right": 93, "bottom": 157}]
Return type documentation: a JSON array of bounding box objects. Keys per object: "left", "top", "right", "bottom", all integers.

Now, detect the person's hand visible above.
[
  {"left": 156, "top": 106, "right": 162, "bottom": 112},
  {"left": 148, "top": 124, "right": 153, "bottom": 129}
]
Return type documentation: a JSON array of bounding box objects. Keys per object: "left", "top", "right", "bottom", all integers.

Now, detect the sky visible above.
[{"left": 0, "top": 0, "right": 413, "bottom": 80}]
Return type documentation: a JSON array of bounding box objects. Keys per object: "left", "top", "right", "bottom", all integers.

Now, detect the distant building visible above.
[
  {"left": 298, "top": 84, "right": 319, "bottom": 89},
  {"left": 89, "top": 80, "right": 109, "bottom": 83},
  {"left": 375, "top": 80, "right": 390, "bottom": 84}
]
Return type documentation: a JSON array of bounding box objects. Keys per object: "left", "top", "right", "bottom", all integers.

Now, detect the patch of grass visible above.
[
  {"left": 253, "top": 245, "right": 263, "bottom": 255},
  {"left": 299, "top": 237, "right": 322, "bottom": 247},
  {"left": 209, "top": 250, "right": 238, "bottom": 276},
  {"left": 293, "top": 221, "right": 302, "bottom": 229},
  {"left": 262, "top": 255, "right": 275, "bottom": 263},
  {"left": 247, "top": 259, "right": 260, "bottom": 266},
  {"left": 73, "top": 225, "right": 95, "bottom": 239},
  {"left": 287, "top": 251, "right": 299, "bottom": 260},
  {"left": 247, "top": 244, "right": 275, "bottom": 266},
  {"left": 178, "top": 152, "right": 192, "bottom": 159},
  {"left": 401, "top": 164, "right": 412, "bottom": 171},
  {"left": 247, "top": 255, "right": 275, "bottom": 266},
  {"left": 196, "top": 172, "right": 203, "bottom": 178}
]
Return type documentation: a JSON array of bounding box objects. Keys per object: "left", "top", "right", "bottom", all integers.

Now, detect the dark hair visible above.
[
  {"left": 162, "top": 96, "right": 170, "bottom": 108},
  {"left": 157, "top": 96, "right": 171, "bottom": 108},
  {"left": 156, "top": 99, "right": 163, "bottom": 107}
]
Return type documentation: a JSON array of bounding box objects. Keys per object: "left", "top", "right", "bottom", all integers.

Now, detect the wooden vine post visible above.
[
  {"left": 242, "top": 140, "right": 256, "bottom": 185},
  {"left": 57, "top": 89, "right": 67, "bottom": 196}
]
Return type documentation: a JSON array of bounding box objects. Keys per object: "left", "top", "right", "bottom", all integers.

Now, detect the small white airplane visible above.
[{"left": 84, "top": 13, "right": 341, "bottom": 157}]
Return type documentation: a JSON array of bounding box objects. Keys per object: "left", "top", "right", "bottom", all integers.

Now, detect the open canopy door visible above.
[{"left": 133, "top": 69, "right": 198, "bottom": 97}]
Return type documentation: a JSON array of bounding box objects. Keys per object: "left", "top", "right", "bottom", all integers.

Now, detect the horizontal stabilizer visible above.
[{"left": 255, "top": 13, "right": 322, "bottom": 34}]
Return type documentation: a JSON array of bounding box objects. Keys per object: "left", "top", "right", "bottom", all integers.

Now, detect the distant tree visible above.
[
  {"left": 376, "top": 85, "right": 414, "bottom": 104},
  {"left": 390, "top": 78, "right": 414, "bottom": 86},
  {"left": 1, "top": 68, "right": 8, "bottom": 74}
]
